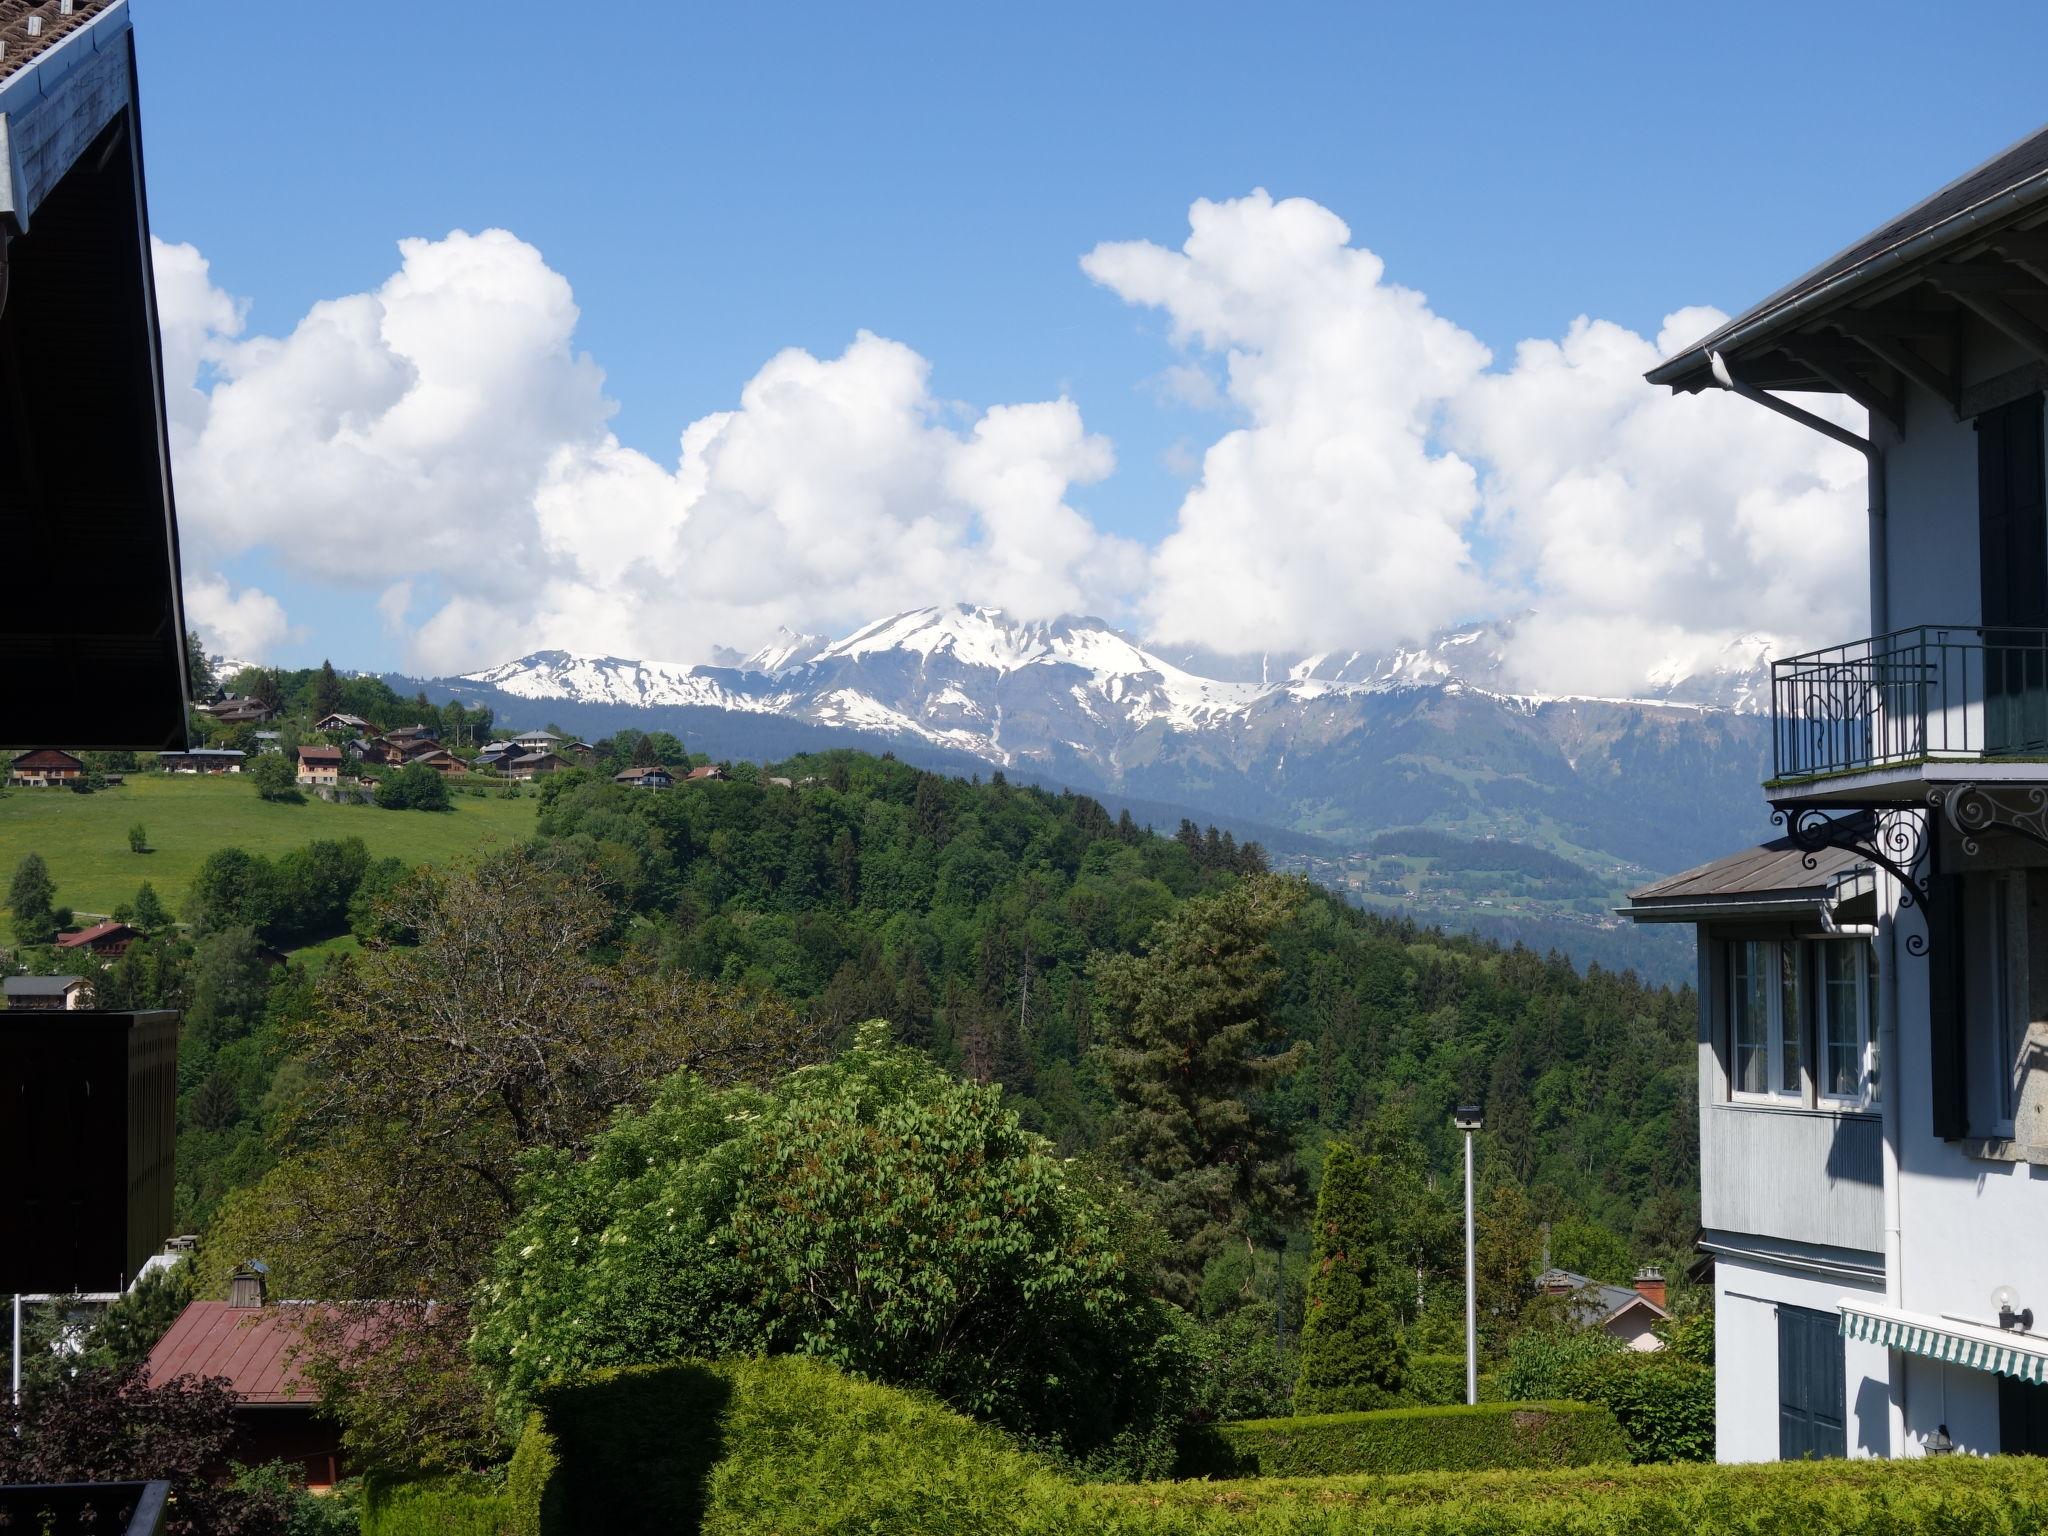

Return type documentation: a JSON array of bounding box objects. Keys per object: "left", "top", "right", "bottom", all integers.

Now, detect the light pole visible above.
[{"left": 1454, "top": 1104, "right": 1484, "bottom": 1406}]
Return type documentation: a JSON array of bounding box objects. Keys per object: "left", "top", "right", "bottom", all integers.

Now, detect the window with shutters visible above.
[{"left": 1960, "top": 869, "right": 2044, "bottom": 1143}]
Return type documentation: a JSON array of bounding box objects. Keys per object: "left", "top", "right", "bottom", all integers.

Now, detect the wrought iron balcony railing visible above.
[{"left": 1771, "top": 626, "right": 2048, "bottom": 783}]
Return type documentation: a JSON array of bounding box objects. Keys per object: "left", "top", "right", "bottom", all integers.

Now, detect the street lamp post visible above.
[{"left": 1453, "top": 1105, "right": 1484, "bottom": 1406}]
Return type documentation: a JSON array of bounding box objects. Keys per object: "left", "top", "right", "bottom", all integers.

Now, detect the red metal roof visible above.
[
  {"left": 145, "top": 1303, "right": 333, "bottom": 1405},
  {"left": 56, "top": 920, "right": 136, "bottom": 948}
]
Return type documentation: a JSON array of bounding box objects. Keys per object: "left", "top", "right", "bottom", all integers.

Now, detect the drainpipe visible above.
[{"left": 1713, "top": 353, "right": 1905, "bottom": 1453}]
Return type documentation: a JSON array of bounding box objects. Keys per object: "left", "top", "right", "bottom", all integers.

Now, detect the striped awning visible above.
[{"left": 1840, "top": 1301, "right": 2048, "bottom": 1384}]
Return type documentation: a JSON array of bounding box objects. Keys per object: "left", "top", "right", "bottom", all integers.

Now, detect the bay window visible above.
[{"left": 1728, "top": 937, "right": 1875, "bottom": 1106}]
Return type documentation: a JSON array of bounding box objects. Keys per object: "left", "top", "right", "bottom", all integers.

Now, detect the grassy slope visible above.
[{"left": 0, "top": 775, "right": 534, "bottom": 920}]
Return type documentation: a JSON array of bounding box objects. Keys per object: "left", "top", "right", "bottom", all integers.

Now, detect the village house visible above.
[
  {"left": 3, "top": 975, "right": 91, "bottom": 1010},
  {"left": 296, "top": 745, "right": 342, "bottom": 787},
  {"left": 145, "top": 1266, "right": 353, "bottom": 1489},
  {"left": 684, "top": 764, "right": 728, "bottom": 783},
  {"left": 158, "top": 748, "right": 244, "bottom": 775},
  {"left": 613, "top": 765, "right": 675, "bottom": 789},
  {"left": 56, "top": 921, "right": 140, "bottom": 959},
  {"left": 7, "top": 748, "right": 85, "bottom": 787},
  {"left": 504, "top": 749, "right": 573, "bottom": 780},
  {"left": 1630, "top": 124, "right": 2048, "bottom": 1461},
  {"left": 313, "top": 712, "right": 370, "bottom": 734},
  {"left": 1535, "top": 1267, "right": 1671, "bottom": 1352},
  {"left": 200, "top": 696, "right": 272, "bottom": 726}
]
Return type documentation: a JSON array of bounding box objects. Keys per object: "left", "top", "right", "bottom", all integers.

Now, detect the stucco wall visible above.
[
  {"left": 1882, "top": 387, "right": 1982, "bottom": 633},
  {"left": 1714, "top": 1254, "right": 1890, "bottom": 1462}
]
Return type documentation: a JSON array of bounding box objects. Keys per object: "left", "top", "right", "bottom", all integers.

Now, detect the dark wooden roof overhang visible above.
[{"left": 1647, "top": 124, "right": 2048, "bottom": 431}]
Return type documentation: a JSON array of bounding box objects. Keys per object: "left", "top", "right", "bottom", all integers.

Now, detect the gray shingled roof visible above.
[
  {"left": 5, "top": 974, "right": 84, "bottom": 996},
  {"left": 1537, "top": 1268, "right": 1670, "bottom": 1329},
  {"left": 1626, "top": 837, "right": 1871, "bottom": 923},
  {"left": 1649, "top": 122, "right": 2048, "bottom": 392}
]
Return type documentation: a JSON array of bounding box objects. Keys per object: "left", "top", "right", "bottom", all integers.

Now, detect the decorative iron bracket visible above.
[
  {"left": 1929, "top": 783, "right": 2048, "bottom": 859},
  {"left": 1772, "top": 803, "right": 1934, "bottom": 954}
]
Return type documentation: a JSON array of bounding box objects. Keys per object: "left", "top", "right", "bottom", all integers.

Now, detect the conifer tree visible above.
[
  {"left": 1295, "top": 1139, "right": 1408, "bottom": 1412},
  {"left": 1093, "top": 874, "right": 1306, "bottom": 1304},
  {"left": 8, "top": 852, "right": 57, "bottom": 948},
  {"left": 314, "top": 659, "right": 343, "bottom": 716}
]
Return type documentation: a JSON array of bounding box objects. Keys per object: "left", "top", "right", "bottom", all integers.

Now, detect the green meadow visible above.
[{"left": 0, "top": 773, "right": 534, "bottom": 923}]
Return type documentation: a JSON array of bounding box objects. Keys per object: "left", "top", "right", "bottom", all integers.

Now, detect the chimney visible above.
[
  {"left": 228, "top": 1261, "right": 269, "bottom": 1309},
  {"left": 1634, "top": 1265, "right": 1667, "bottom": 1311}
]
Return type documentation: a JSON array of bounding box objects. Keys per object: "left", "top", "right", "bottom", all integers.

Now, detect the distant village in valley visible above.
[{"left": 7, "top": 652, "right": 737, "bottom": 800}]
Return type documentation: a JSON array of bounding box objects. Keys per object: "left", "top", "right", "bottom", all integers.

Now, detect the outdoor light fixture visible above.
[
  {"left": 1925, "top": 1424, "right": 1956, "bottom": 1456},
  {"left": 1454, "top": 1105, "right": 1483, "bottom": 1405},
  {"left": 1709, "top": 349, "right": 1736, "bottom": 389},
  {"left": 1993, "top": 1285, "right": 2034, "bottom": 1332}
]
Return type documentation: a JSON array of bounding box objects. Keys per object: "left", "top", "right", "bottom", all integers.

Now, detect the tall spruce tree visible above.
[
  {"left": 1295, "top": 1139, "right": 1408, "bottom": 1412},
  {"left": 8, "top": 852, "right": 57, "bottom": 948},
  {"left": 1092, "top": 874, "right": 1306, "bottom": 1304}
]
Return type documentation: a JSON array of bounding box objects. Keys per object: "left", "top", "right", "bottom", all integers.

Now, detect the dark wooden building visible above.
[
  {"left": 2, "top": 0, "right": 192, "bottom": 749},
  {"left": 0, "top": 1009, "right": 177, "bottom": 1294}
]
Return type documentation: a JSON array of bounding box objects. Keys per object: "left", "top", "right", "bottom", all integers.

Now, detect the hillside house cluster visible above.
[{"left": 1630, "top": 125, "right": 2048, "bottom": 1462}]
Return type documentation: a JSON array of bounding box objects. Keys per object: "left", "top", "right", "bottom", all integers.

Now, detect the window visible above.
[
  {"left": 1818, "top": 942, "right": 1877, "bottom": 1102},
  {"left": 1729, "top": 938, "right": 1875, "bottom": 1105}
]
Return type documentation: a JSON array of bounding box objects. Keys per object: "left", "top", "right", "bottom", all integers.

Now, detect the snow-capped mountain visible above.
[{"left": 435, "top": 605, "right": 1779, "bottom": 872}]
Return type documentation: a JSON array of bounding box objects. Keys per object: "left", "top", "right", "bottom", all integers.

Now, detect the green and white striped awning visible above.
[{"left": 1841, "top": 1302, "right": 2048, "bottom": 1384}]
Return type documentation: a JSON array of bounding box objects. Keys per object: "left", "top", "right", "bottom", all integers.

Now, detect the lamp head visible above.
[
  {"left": 1453, "top": 1105, "right": 1484, "bottom": 1133},
  {"left": 1710, "top": 350, "right": 1735, "bottom": 389}
]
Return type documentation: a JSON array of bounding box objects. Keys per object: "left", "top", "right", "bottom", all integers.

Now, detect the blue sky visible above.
[{"left": 133, "top": 0, "right": 2048, "bottom": 679}]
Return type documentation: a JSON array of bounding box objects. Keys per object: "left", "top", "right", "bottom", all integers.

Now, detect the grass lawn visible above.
[{"left": 0, "top": 774, "right": 535, "bottom": 921}]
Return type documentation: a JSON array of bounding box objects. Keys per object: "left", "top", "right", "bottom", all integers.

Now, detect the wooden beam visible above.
[
  {"left": 1929, "top": 260, "right": 2048, "bottom": 295},
  {"left": 1992, "top": 230, "right": 2048, "bottom": 264},
  {"left": 1831, "top": 308, "right": 1956, "bottom": 342},
  {"left": 1829, "top": 325, "right": 1960, "bottom": 412},
  {"left": 1784, "top": 335, "right": 1905, "bottom": 432},
  {"left": 1934, "top": 283, "right": 2048, "bottom": 368}
]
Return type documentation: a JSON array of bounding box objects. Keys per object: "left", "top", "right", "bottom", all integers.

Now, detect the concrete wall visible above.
[{"left": 1715, "top": 1254, "right": 1890, "bottom": 1462}]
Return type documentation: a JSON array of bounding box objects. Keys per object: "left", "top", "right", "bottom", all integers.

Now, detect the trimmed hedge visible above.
[
  {"left": 1074, "top": 1458, "right": 2048, "bottom": 1534},
  {"left": 361, "top": 1478, "right": 512, "bottom": 1536},
  {"left": 1201, "top": 1401, "right": 1627, "bottom": 1478},
  {"left": 505, "top": 1355, "right": 2048, "bottom": 1536},
  {"left": 1397, "top": 1354, "right": 1500, "bottom": 1407}
]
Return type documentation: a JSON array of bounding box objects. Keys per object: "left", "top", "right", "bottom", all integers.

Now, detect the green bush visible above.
[
  {"left": 509, "top": 1356, "right": 1061, "bottom": 1536},
  {"left": 1197, "top": 1401, "right": 1627, "bottom": 1478},
  {"left": 1074, "top": 1458, "right": 2048, "bottom": 1535},
  {"left": 361, "top": 1477, "right": 509, "bottom": 1536},
  {"left": 1396, "top": 1354, "right": 1500, "bottom": 1406},
  {"left": 1499, "top": 1328, "right": 1714, "bottom": 1462},
  {"left": 502, "top": 1354, "right": 2048, "bottom": 1536}
]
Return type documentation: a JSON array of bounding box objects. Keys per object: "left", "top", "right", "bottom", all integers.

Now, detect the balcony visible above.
[{"left": 1769, "top": 626, "right": 2048, "bottom": 804}]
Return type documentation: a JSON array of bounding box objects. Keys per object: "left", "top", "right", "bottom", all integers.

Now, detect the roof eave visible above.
[{"left": 1646, "top": 166, "right": 2048, "bottom": 392}]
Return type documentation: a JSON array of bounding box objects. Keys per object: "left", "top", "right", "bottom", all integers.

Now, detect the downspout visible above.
[{"left": 1713, "top": 353, "right": 1905, "bottom": 1453}]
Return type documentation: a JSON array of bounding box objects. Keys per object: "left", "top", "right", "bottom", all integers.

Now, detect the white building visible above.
[{"left": 1629, "top": 125, "right": 2048, "bottom": 1462}]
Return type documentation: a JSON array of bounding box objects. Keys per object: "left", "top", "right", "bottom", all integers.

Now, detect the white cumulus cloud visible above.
[
  {"left": 156, "top": 200, "right": 1871, "bottom": 694},
  {"left": 157, "top": 234, "right": 1138, "bottom": 675}
]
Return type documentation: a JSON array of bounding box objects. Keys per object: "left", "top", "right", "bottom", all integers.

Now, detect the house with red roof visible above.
[
  {"left": 55, "top": 920, "right": 140, "bottom": 958},
  {"left": 144, "top": 1266, "right": 351, "bottom": 1488}
]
